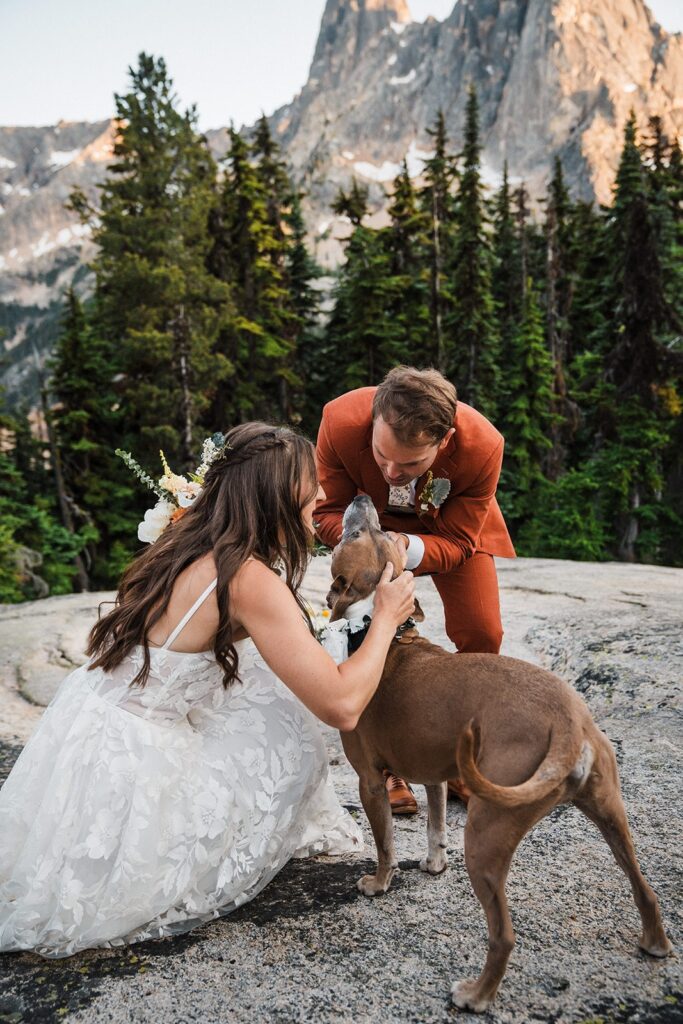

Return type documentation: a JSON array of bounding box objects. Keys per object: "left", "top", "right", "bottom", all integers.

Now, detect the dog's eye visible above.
[{"left": 353, "top": 530, "right": 361, "bottom": 538}]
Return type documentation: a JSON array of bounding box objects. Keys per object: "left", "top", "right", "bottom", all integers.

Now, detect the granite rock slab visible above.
[{"left": 0, "top": 557, "right": 681, "bottom": 1023}]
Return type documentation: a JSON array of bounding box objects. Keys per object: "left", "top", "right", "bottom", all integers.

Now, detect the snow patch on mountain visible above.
[
  {"left": 49, "top": 149, "right": 81, "bottom": 169},
  {"left": 353, "top": 158, "right": 402, "bottom": 182},
  {"left": 389, "top": 68, "right": 416, "bottom": 85}
]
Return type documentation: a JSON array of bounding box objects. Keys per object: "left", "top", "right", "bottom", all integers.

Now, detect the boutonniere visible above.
[{"left": 418, "top": 470, "right": 451, "bottom": 512}]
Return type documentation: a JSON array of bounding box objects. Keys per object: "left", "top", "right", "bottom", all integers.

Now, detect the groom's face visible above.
[{"left": 371, "top": 415, "right": 452, "bottom": 486}]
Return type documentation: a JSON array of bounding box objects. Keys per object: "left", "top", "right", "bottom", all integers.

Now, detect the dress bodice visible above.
[{"left": 83, "top": 638, "right": 257, "bottom": 724}]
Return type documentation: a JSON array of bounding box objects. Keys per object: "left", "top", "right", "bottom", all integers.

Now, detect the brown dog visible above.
[{"left": 326, "top": 495, "right": 672, "bottom": 1013}]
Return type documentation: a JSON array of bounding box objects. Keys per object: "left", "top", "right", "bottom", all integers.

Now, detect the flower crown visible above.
[{"left": 116, "top": 433, "right": 230, "bottom": 544}]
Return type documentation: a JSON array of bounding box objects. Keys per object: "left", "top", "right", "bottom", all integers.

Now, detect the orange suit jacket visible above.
[{"left": 315, "top": 387, "right": 516, "bottom": 575}]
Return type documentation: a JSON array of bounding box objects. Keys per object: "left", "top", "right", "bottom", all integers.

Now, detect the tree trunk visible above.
[
  {"left": 545, "top": 208, "right": 567, "bottom": 481},
  {"left": 617, "top": 485, "right": 640, "bottom": 562},
  {"left": 430, "top": 189, "right": 445, "bottom": 373},
  {"left": 170, "top": 304, "right": 194, "bottom": 469},
  {"left": 40, "top": 384, "right": 90, "bottom": 592}
]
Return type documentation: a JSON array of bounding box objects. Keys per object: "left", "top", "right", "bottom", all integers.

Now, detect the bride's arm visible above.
[{"left": 230, "top": 559, "right": 414, "bottom": 731}]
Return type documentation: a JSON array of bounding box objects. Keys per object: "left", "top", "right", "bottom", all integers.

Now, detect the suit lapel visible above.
[{"left": 413, "top": 438, "right": 458, "bottom": 514}]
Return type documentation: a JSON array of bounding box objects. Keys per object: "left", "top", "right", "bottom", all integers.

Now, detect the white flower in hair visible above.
[{"left": 137, "top": 499, "right": 175, "bottom": 544}]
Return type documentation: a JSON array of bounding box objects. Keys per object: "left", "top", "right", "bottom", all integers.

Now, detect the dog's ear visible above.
[
  {"left": 327, "top": 574, "right": 351, "bottom": 622},
  {"left": 412, "top": 597, "right": 425, "bottom": 622}
]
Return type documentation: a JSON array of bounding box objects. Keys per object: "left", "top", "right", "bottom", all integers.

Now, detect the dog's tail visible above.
[{"left": 457, "top": 719, "right": 580, "bottom": 808}]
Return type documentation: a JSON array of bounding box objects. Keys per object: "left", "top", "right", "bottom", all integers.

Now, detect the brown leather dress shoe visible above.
[
  {"left": 447, "top": 777, "right": 471, "bottom": 806},
  {"left": 384, "top": 771, "right": 418, "bottom": 815}
]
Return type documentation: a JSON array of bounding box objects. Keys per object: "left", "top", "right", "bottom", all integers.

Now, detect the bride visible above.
[{"left": 0, "top": 422, "right": 414, "bottom": 958}]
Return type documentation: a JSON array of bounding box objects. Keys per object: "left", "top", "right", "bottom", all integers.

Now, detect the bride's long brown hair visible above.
[{"left": 87, "top": 422, "right": 318, "bottom": 688}]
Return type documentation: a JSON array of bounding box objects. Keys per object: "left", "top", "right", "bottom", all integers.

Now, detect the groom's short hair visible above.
[{"left": 372, "top": 366, "right": 457, "bottom": 445}]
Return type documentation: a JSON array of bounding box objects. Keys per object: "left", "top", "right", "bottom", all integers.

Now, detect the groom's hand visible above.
[{"left": 384, "top": 531, "right": 409, "bottom": 571}]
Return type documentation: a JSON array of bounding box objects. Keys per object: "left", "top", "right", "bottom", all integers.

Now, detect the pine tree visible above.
[
  {"left": 383, "top": 162, "right": 431, "bottom": 364},
  {"left": 48, "top": 289, "right": 125, "bottom": 587},
  {"left": 499, "top": 280, "right": 554, "bottom": 530},
  {"left": 449, "top": 86, "right": 499, "bottom": 418},
  {"left": 543, "top": 157, "right": 579, "bottom": 479},
  {"left": 75, "top": 53, "right": 232, "bottom": 471},
  {"left": 564, "top": 200, "right": 610, "bottom": 368},
  {"left": 593, "top": 112, "right": 682, "bottom": 560},
  {"left": 324, "top": 164, "right": 432, "bottom": 398},
  {"left": 606, "top": 112, "right": 681, "bottom": 405},
  {"left": 324, "top": 223, "right": 396, "bottom": 391},
  {"left": 419, "top": 111, "right": 456, "bottom": 371},
  {"left": 208, "top": 126, "right": 296, "bottom": 423},
  {"left": 491, "top": 162, "right": 518, "bottom": 353},
  {"left": 254, "top": 117, "right": 308, "bottom": 420},
  {"left": 332, "top": 178, "right": 370, "bottom": 227},
  {"left": 252, "top": 114, "right": 292, "bottom": 238},
  {"left": 0, "top": 407, "right": 89, "bottom": 600},
  {"left": 287, "top": 191, "right": 325, "bottom": 435}
]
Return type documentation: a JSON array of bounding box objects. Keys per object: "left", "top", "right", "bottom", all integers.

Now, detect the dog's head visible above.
[{"left": 326, "top": 495, "right": 424, "bottom": 622}]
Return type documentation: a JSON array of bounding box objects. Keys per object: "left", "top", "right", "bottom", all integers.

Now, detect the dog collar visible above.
[
  {"left": 319, "top": 597, "right": 419, "bottom": 663},
  {"left": 347, "top": 616, "right": 372, "bottom": 654},
  {"left": 319, "top": 595, "right": 375, "bottom": 664},
  {"left": 347, "top": 614, "right": 418, "bottom": 654}
]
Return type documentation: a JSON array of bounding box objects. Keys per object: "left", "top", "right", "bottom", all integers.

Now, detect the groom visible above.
[{"left": 314, "top": 365, "right": 515, "bottom": 814}]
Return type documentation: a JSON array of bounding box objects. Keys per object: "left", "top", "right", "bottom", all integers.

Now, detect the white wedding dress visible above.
[{"left": 0, "top": 580, "right": 362, "bottom": 958}]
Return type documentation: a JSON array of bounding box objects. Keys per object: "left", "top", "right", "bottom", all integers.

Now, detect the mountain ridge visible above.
[{"left": 1, "top": 0, "right": 682, "bottom": 404}]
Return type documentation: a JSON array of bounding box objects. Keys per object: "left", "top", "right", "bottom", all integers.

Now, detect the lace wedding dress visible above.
[{"left": 0, "top": 580, "right": 362, "bottom": 958}]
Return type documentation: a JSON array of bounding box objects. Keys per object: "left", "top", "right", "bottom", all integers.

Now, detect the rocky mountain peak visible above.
[{"left": 311, "top": 0, "right": 412, "bottom": 82}]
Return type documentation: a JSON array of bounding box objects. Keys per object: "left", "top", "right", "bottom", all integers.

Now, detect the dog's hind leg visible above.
[
  {"left": 357, "top": 771, "right": 399, "bottom": 897},
  {"left": 575, "top": 743, "right": 672, "bottom": 957},
  {"left": 420, "top": 783, "right": 448, "bottom": 875},
  {"left": 452, "top": 801, "right": 541, "bottom": 1013}
]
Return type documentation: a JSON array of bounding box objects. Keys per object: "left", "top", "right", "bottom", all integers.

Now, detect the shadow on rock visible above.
[
  {"left": 578, "top": 992, "right": 682, "bottom": 1023},
  {"left": 0, "top": 744, "right": 22, "bottom": 787},
  {"left": 0, "top": 946, "right": 155, "bottom": 1024},
  {"left": 230, "top": 856, "right": 421, "bottom": 927}
]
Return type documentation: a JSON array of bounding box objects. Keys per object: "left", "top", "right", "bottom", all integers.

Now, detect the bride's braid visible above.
[{"left": 205, "top": 430, "right": 287, "bottom": 478}]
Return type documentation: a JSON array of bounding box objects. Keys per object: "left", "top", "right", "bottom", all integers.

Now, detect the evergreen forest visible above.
[{"left": 1, "top": 53, "right": 681, "bottom": 601}]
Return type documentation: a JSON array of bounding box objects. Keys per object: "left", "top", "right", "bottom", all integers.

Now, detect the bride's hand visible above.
[{"left": 372, "top": 562, "right": 415, "bottom": 629}]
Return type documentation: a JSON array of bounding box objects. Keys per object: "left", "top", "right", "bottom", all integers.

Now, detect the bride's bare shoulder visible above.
[{"left": 230, "top": 558, "right": 287, "bottom": 600}]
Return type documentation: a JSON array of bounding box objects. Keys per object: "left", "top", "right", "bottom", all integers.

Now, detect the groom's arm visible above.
[
  {"left": 406, "top": 438, "right": 505, "bottom": 575},
  {"left": 314, "top": 410, "right": 358, "bottom": 549}
]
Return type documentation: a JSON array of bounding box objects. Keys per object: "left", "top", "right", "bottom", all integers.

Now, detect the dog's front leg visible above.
[
  {"left": 420, "top": 782, "right": 448, "bottom": 875},
  {"left": 357, "top": 773, "right": 398, "bottom": 896}
]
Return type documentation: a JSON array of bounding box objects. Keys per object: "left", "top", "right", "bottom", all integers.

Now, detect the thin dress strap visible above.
[{"left": 162, "top": 578, "right": 218, "bottom": 650}]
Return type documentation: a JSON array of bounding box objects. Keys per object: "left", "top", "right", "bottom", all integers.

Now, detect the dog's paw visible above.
[
  {"left": 451, "top": 978, "right": 492, "bottom": 1013},
  {"left": 357, "top": 873, "right": 390, "bottom": 897},
  {"left": 640, "top": 933, "right": 673, "bottom": 958},
  {"left": 419, "top": 853, "right": 448, "bottom": 875}
]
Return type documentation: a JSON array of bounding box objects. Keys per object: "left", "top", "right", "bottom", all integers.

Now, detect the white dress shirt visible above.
[{"left": 385, "top": 480, "right": 425, "bottom": 570}]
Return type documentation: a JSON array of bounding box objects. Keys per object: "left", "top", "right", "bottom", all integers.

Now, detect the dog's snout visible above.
[{"left": 341, "top": 494, "right": 381, "bottom": 536}]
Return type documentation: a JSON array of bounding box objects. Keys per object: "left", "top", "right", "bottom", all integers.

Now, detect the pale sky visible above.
[{"left": 0, "top": 0, "right": 681, "bottom": 131}]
